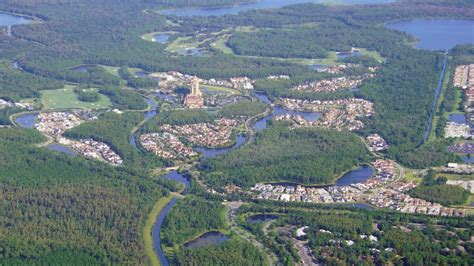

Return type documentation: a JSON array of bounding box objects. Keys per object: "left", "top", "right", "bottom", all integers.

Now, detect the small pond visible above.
[
  {"left": 15, "top": 113, "right": 38, "bottom": 128},
  {"left": 335, "top": 165, "right": 374, "bottom": 187},
  {"left": 448, "top": 114, "right": 467, "bottom": 124},
  {"left": 184, "top": 231, "right": 230, "bottom": 248},
  {"left": 47, "top": 144, "right": 77, "bottom": 156}
]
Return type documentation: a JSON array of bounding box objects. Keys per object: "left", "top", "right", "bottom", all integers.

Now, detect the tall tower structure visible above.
[
  {"left": 191, "top": 77, "right": 202, "bottom": 97},
  {"left": 184, "top": 76, "right": 204, "bottom": 108}
]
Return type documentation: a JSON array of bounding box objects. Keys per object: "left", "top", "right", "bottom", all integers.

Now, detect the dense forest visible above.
[
  {"left": 161, "top": 197, "right": 227, "bottom": 247},
  {"left": 1, "top": 0, "right": 473, "bottom": 264},
  {"left": 218, "top": 100, "right": 267, "bottom": 118},
  {"left": 143, "top": 109, "right": 215, "bottom": 133},
  {"left": 0, "top": 127, "right": 171, "bottom": 265},
  {"left": 409, "top": 172, "right": 471, "bottom": 206},
  {"left": 173, "top": 237, "right": 268, "bottom": 265},
  {"left": 199, "top": 124, "right": 371, "bottom": 188}
]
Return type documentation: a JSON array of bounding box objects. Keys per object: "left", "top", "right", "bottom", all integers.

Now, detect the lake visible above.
[
  {"left": 184, "top": 231, "right": 230, "bottom": 248},
  {"left": 386, "top": 19, "right": 474, "bottom": 51},
  {"left": 160, "top": 0, "right": 395, "bottom": 17},
  {"left": 0, "top": 12, "right": 31, "bottom": 36},
  {"left": 335, "top": 165, "right": 374, "bottom": 186},
  {"left": 15, "top": 113, "right": 38, "bottom": 128}
]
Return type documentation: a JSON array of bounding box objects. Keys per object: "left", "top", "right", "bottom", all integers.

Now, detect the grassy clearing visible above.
[
  {"left": 358, "top": 48, "right": 385, "bottom": 63},
  {"left": 435, "top": 172, "right": 474, "bottom": 181},
  {"left": 403, "top": 169, "right": 423, "bottom": 183},
  {"left": 165, "top": 36, "right": 205, "bottom": 53},
  {"left": 99, "top": 65, "right": 121, "bottom": 77},
  {"left": 40, "top": 84, "right": 112, "bottom": 110},
  {"left": 202, "top": 85, "right": 241, "bottom": 95},
  {"left": 211, "top": 34, "right": 234, "bottom": 55},
  {"left": 143, "top": 195, "right": 174, "bottom": 266}
]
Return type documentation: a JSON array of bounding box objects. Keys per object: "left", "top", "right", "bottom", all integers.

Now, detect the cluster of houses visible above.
[
  {"left": 453, "top": 64, "right": 474, "bottom": 135},
  {"left": 60, "top": 138, "right": 123, "bottom": 165},
  {"left": 280, "top": 98, "right": 374, "bottom": 131},
  {"left": 251, "top": 160, "right": 395, "bottom": 203},
  {"left": 249, "top": 159, "right": 465, "bottom": 217},
  {"left": 35, "top": 112, "right": 122, "bottom": 165},
  {"left": 35, "top": 112, "right": 82, "bottom": 137},
  {"left": 314, "top": 63, "right": 374, "bottom": 74},
  {"left": 291, "top": 74, "right": 374, "bottom": 93},
  {"left": 369, "top": 186, "right": 466, "bottom": 217},
  {"left": 140, "top": 132, "right": 197, "bottom": 159},
  {"left": 160, "top": 118, "right": 238, "bottom": 148},
  {"left": 150, "top": 71, "right": 254, "bottom": 91},
  {"left": 448, "top": 142, "right": 474, "bottom": 154},
  {"left": 366, "top": 134, "right": 389, "bottom": 152},
  {"left": 445, "top": 121, "right": 471, "bottom": 138}
]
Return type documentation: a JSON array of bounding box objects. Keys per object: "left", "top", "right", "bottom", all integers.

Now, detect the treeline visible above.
[
  {"left": 98, "top": 87, "right": 148, "bottom": 110},
  {"left": 143, "top": 109, "right": 215, "bottom": 132},
  {"left": 161, "top": 196, "right": 227, "bottom": 247},
  {"left": 393, "top": 140, "right": 458, "bottom": 168},
  {"left": 0, "top": 108, "right": 21, "bottom": 125},
  {"left": 409, "top": 172, "right": 470, "bottom": 206},
  {"left": 173, "top": 238, "right": 268, "bottom": 266},
  {"left": 0, "top": 127, "right": 170, "bottom": 265},
  {"left": 0, "top": 60, "right": 64, "bottom": 101},
  {"left": 218, "top": 101, "right": 267, "bottom": 118},
  {"left": 199, "top": 125, "right": 371, "bottom": 188},
  {"left": 74, "top": 86, "right": 100, "bottom": 102}
]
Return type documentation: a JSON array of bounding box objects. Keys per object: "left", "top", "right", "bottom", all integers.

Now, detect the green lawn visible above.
[
  {"left": 99, "top": 65, "right": 121, "bottom": 77},
  {"left": 201, "top": 85, "right": 242, "bottom": 95},
  {"left": 40, "top": 84, "right": 112, "bottom": 110}
]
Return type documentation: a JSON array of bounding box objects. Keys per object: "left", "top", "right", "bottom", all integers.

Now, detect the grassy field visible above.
[
  {"left": 143, "top": 195, "right": 174, "bottom": 266},
  {"left": 435, "top": 172, "right": 474, "bottom": 181},
  {"left": 40, "top": 84, "right": 112, "bottom": 110},
  {"left": 403, "top": 169, "right": 423, "bottom": 183},
  {"left": 99, "top": 65, "right": 121, "bottom": 77},
  {"left": 201, "top": 85, "right": 242, "bottom": 95}
]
